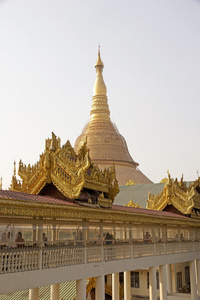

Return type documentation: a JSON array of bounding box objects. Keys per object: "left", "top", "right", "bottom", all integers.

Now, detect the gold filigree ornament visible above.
[
  {"left": 11, "top": 132, "right": 119, "bottom": 203},
  {"left": 147, "top": 172, "right": 200, "bottom": 216},
  {"left": 124, "top": 199, "right": 141, "bottom": 208}
]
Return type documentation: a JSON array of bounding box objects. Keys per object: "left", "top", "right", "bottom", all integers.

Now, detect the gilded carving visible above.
[
  {"left": 10, "top": 132, "right": 119, "bottom": 205},
  {"left": 147, "top": 173, "right": 200, "bottom": 216},
  {"left": 124, "top": 199, "right": 141, "bottom": 208},
  {"left": 126, "top": 179, "right": 136, "bottom": 186}
]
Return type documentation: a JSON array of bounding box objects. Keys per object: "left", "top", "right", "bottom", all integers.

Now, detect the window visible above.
[
  {"left": 185, "top": 266, "right": 190, "bottom": 285},
  {"left": 177, "top": 272, "right": 182, "bottom": 290},
  {"left": 131, "top": 271, "right": 140, "bottom": 288},
  {"left": 147, "top": 272, "right": 159, "bottom": 289}
]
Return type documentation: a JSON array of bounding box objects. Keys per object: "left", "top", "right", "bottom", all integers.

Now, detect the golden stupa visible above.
[{"left": 74, "top": 48, "right": 152, "bottom": 185}]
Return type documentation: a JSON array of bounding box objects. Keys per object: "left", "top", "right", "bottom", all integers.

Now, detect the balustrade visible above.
[{"left": 0, "top": 240, "right": 199, "bottom": 275}]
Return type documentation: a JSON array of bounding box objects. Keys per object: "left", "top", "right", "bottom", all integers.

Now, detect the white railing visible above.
[
  {"left": 0, "top": 247, "right": 39, "bottom": 273},
  {"left": 42, "top": 245, "right": 84, "bottom": 268},
  {"left": 0, "top": 241, "right": 200, "bottom": 274}
]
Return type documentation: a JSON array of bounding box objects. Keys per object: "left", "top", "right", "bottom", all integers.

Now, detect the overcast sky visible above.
[{"left": 0, "top": 0, "right": 200, "bottom": 189}]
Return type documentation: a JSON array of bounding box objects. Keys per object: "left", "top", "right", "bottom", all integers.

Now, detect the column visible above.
[
  {"left": 177, "top": 228, "right": 181, "bottom": 242},
  {"left": 196, "top": 259, "right": 200, "bottom": 295},
  {"left": 99, "top": 220, "right": 104, "bottom": 262},
  {"left": 76, "top": 279, "right": 86, "bottom": 300},
  {"left": 166, "top": 264, "right": 172, "bottom": 294},
  {"left": 162, "top": 226, "right": 167, "bottom": 242},
  {"left": 159, "top": 265, "right": 167, "bottom": 300},
  {"left": 53, "top": 218, "right": 56, "bottom": 242},
  {"left": 32, "top": 220, "right": 36, "bottom": 244},
  {"left": 171, "top": 264, "right": 176, "bottom": 293},
  {"left": 190, "top": 260, "right": 197, "bottom": 300},
  {"left": 99, "top": 220, "right": 103, "bottom": 242},
  {"left": 51, "top": 284, "right": 59, "bottom": 300},
  {"left": 95, "top": 275, "right": 105, "bottom": 300},
  {"left": 29, "top": 288, "right": 39, "bottom": 300},
  {"left": 151, "top": 226, "right": 155, "bottom": 243},
  {"left": 149, "top": 266, "right": 157, "bottom": 300},
  {"left": 37, "top": 223, "right": 43, "bottom": 269},
  {"left": 124, "top": 271, "right": 131, "bottom": 300},
  {"left": 112, "top": 273, "right": 119, "bottom": 300},
  {"left": 129, "top": 224, "right": 132, "bottom": 242}
]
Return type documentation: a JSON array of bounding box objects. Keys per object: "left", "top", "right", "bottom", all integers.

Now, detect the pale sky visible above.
[{"left": 0, "top": 0, "right": 200, "bottom": 189}]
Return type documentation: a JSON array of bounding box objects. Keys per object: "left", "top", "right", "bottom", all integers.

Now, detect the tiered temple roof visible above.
[
  {"left": 11, "top": 132, "right": 119, "bottom": 208},
  {"left": 115, "top": 173, "right": 200, "bottom": 219}
]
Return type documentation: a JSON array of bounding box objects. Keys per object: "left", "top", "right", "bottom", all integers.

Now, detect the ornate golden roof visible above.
[
  {"left": 74, "top": 49, "right": 152, "bottom": 185},
  {"left": 147, "top": 173, "right": 200, "bottom": 217},
  {"left": 11, "top": 132, "right": 119, "bottom": 207}
]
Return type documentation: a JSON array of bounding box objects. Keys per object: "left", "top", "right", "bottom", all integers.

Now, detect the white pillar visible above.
[
  {"left": 32, "top": 223, "right": 36, "bottom": 244},
  {"left": 171, "top": 264, "right": 176, "bottom": 293},
  {"left": 76, "top": 279, "right": 86, "bottom": 300},
  {"left": 51, "top": 284, "right": 59, "bottom": 300},
  {"left": 29, "top": 288, "right": 39, "bottom": 300},
  {"left": 190, "top": 260, "right": 197, "bottom": 300},
  {"left": 99, "top": 220, "right": 103, "bottom": 243},
  {"left": 38, "top": 223, "right": 43, "bottom": 269},
  {"left": 166, "top": 264, "right": 172, "bottom": 294},
  {"left": 53, "top": 219, "right": 56, "bottom": 242},
  {"left": 112, "top": 273, "right": 119, "bottom": 300},
  {"left": 95, "top": 275, "right": 105, "bottom": 300},
  {"left": 159, "top": 265, "right": 167, "bottom": 300},
  {"left": 124, "top": 271, "right": 131, "bottom": 300},
  {"left": 149, "top": 266, "right": 157, "bottom": 300},
  {"left": 196, "top": 259, "right": 200, "bottom": 295}
]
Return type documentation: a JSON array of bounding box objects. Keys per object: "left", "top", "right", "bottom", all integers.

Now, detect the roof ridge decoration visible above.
[
  {"left": 124, "top": 199, "right": 141, "bottom": 208},
  {"left": 147, "top": 172, "right": 200, "bottom": 216},
  {"left": 11, "top": 132, "right": 119, "bottom": 205}
]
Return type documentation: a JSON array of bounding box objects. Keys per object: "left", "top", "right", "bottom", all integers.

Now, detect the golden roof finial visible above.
[
  {"left": 93, "top": 45, "right": 106, "bottom": 97},
  {"left": 95, "top": 44, "right": 104, "bottom": 68},
  {"left": 13, "top": 161, "right": 16, "bottom": 177},
  {"left": 0, "top": 177, "right": 2, "bottom": 190}
]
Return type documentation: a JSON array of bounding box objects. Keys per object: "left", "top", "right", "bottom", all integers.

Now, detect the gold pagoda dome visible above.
[{"left": 74, "top": 49, "right": 152, "bottom": 185}]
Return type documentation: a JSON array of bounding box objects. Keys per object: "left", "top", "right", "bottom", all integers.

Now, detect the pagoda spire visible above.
[
  {"left": 91, "top": 47, "right": 110, "bottom": 121},
  {"left": 93, "top": 46, "right": 107, "bottom": 96}
]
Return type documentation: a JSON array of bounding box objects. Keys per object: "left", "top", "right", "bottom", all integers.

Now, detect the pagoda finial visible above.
[
  {"left": 95, "top": 45, "right": 104, "bottom": 68},
  {"left": 0, "top": 177, "right": 2, "bottom": 190},
  {"left": 13, "top": 161, "right": 16, "bottom": 177},
  {"left": 93, "top": 46, "right": 106, "bottom": 97}
]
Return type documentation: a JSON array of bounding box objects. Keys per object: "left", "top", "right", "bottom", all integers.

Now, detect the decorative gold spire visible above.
[
  {"left": 93, "top": 46, "right": 107, "bottom": 97},
  {"left": 95, "top": 45, "right": 104, "bottom": 68},
  {"left": 13, "top": 161, "right": 16, "bottom": 177}
]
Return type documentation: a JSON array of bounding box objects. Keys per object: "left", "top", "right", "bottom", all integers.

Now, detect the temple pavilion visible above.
[{"left": 1, "top": 133, "right": 200, "bottom": 300}]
